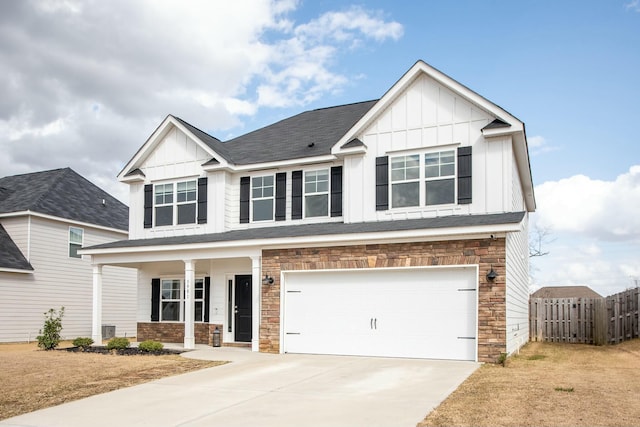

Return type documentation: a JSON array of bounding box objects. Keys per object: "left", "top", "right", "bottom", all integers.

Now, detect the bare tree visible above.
[{"left": 529, "top": 224, "right": 554, "bottom": 258}]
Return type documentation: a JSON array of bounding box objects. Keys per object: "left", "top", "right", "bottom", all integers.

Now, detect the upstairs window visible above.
[
  {"left": 251, "top": 175, "right": 274, "bottom": 221},
  {"left": 176, "top": 181, "right": 197, "bottom": 224},
  {"left": 424, "top": 150, "right": 455, "bottom": 205},
  {"left": 154, "top": 180, "right": 197, "bottom": 226},
  {"left": 390, "top": 150, "right": 456, "bottom": 208},
  {"left": 391, "top": 155, "right": 420, "bottom": 208},
  {"left": 304, "top": 169, "right": 329, "bottom": 217},
  {"left": 69, "top": 227, "right": 83, "bottom": 258}
]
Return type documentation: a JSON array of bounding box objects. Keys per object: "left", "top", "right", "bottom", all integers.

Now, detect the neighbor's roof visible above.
[
  {"left": 84, "top": 211, "right": 525, "bottom": 251},
  {"left": 0, "top": 168, "right": 128, "bottom": 231},
  {"left": 531, "top": 286, "right": 603, "bottom": 299},
  {"left": 0, "top": 224, "right": 33, "bottom": 271}
]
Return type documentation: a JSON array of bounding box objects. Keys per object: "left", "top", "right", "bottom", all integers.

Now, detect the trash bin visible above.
[
  {"left": 101, "top": 325, "right": 116, "bottom": 339},
  {"left": 212, "top": 327, "right": 221, "bottom": 347}
]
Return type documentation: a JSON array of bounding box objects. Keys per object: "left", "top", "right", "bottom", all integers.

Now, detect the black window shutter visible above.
[
  {"left": 240, "top": 176, "right": 250, "bottom": 223},
  {"left": 291, "top": 170, "right": 303, "bottom": 220},
  {"left": 151, "top": 278, "right": 160, "bottom": 322},
  {"left": 144, "top": 184, "right": 153, "bottom": 228},
  {"left": 275, "top": 172, "right": 286, "bottom": 221},
  {"left": 203, "top": 277, "right": 211, "bottom": 323},
  {"left": 457, "top": 146, "right": 472, "bottom": 204},
  {"left": 197, "top": 177, "right": 208, "bottom": 224},
  {"left": 375, "top": 156, "right": 389, "bottom": 211},
  {"left": 330, "top": 166, "right": 343, "bottom": 217}
]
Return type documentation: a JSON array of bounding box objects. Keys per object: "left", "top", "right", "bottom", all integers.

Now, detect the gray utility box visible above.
[{"left": 101, "top": 325, "right": 116, "bottom": 339}]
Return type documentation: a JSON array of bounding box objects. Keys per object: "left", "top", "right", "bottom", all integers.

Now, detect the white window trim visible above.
[
  {"left": 153, "top": 178, "right": 198, "bottom": 227},
  {"left": 250, "top": 174, "right": 275, "bottom": 223},
  {"left": 303, "top": 168, "right": 330, "bottom": 218},
  {"left": 159, "top": 277, "right": 205, "bottom": 323},
  {"left": 68, "top": 226, "right": 83, "bottom": 259},
  {"left": 389, "top": 148, "right": 457, "bottom": 209}
]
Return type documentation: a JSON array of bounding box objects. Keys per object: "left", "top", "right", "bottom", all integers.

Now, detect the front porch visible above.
[{"left": 87, "top": 246, "right": 264, "bottom": 351}]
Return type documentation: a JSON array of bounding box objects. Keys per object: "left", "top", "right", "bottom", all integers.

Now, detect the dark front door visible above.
[{"left": 234, "top": 275, "right": 252, "bottom": 342}]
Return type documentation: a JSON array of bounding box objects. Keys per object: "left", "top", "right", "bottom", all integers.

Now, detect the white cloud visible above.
[
  {"left": 534, "top": 165, "right": 640, "bottom": 241},
  {"left": 626, "top": 0, "right": 640, "bottom": 12},
  {"left": 528, "top": 135, "right": 559, "bottom": 156},
  {"left": 0, "top": 0, "right": 403, "bottom": 201}
]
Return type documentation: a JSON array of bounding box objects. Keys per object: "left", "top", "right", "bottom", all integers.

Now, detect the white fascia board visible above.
[
  {"left": 0, "top": 211, "right": 128, "bottom": 236},
  {"left": 0, "top": 267, "right": 33, "bottom": 274},
  {"left": 332, "top": 60, "right": 523, "bottom": 155},
  {"left": 81, "top": 221, "right": 522, "bottom": 262},
  {"left": 212, "top": 155, "right": 339, "bottom": 173},
  {"left": 118, "top": 115, "right": 227, "bottom": 180}
]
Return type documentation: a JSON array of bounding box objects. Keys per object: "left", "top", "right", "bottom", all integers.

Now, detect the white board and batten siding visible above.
[
  {"left": 343, "top": 73, "right": 520, "bottom": 224},
  {"left": 0, "top": 216, "right": 137, "bottom": 343},
  {"left": 281, "top": 266, "right": 478, "bottom": 361},
  {"left": 128, "top": 126, "right": 211, "bottom": 240}
]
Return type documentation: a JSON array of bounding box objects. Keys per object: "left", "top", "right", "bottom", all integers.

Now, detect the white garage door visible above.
[{"left": 282, "top": 267, "right": 477, "bottom": 361}]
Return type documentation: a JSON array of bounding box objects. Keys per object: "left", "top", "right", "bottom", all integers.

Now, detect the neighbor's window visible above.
[
  {"left": 251, "top": 175, "right": 274, "bottom": 221},
  {"left": 69, "top": 227, "right": 83, "bottom": 258},
  {"left": 154, "top": 180, "right": 197, "bottom": 226},
  {"left": 390, "top": 150, "right": 456, "bottom": 208},
  {"left": 304, "top": 169, "right": 329, "bottom": 217}
]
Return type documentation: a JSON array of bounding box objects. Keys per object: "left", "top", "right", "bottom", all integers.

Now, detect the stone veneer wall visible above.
[
  {"left": 260, "top": 238, "right": 506, "bottom": 363},
  {"left": 137, "top": 323, "right": 222, "bottom": 346}
]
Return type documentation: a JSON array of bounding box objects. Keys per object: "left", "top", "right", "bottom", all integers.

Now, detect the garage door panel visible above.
[{"left": 283, "top": 267, "right": 477, "bottom": 360}]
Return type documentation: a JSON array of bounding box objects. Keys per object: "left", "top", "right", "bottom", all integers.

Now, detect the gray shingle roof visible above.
[
  {"left": 183, "top": 100, "right": 377, "bottom": 165},
  {"left": 85, "top": 212, "right": 525, "bottom": 251},
  {"left": 0, "top": 168, "right": 129, "bottom": 231},
  {"left": 0, "top": 224, "right": 33, "bottom": 271},
  {"left": 531, "top": 286, "right": 603, "bottom": 299}
]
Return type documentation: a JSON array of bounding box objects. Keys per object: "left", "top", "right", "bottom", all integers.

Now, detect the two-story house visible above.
[
  {"left": 82, "top": 60, "right": 535, "bottom": 363},
  {"left": 0, "top": 168, "right": 137, "bottom": 342}
]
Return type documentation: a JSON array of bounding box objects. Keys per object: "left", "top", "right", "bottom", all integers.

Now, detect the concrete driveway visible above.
[{"left": 1, "top": 346, "right": 478, "bottom": 427}]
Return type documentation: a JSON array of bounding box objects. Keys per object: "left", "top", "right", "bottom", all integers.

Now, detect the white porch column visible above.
[
  {"left": 184, "top": 260, "right": 195, "bottom": 349},
  {"left": 91, "top": 264, "right": 103, "bottom": 344},
  {"left": 251, "top": 256, "right": 261, "bottom": 352}
]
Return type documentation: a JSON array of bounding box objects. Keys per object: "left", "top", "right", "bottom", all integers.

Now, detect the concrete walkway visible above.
[{"left": 1, "top": 346, "right": 479, "bottom": 427}]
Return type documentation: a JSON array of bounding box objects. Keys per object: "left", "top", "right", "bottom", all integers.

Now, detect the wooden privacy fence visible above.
[{"left": 530, "top": 288, "right": 640, "bottom": 345}]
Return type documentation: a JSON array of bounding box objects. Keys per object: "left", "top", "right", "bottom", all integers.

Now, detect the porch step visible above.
[{"left": 222, "top": 342, "right": 251, "bottom": 348}]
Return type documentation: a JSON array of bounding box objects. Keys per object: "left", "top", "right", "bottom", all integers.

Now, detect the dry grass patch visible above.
[
  {"left": 420, "top": 340, "right": 640, "bottom": 427},
  {"left": 0, "top": 342, "right": 225, "bottom": 420}
]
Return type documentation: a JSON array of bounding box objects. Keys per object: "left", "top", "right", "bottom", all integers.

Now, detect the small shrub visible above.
[
  {"left": 497, "top": 352, "right": 508, "bottom": 366},
  {"left": 555, "top": 387, "right": 574, "bottom": 392},
  {"left": 106, "top": 337, "right": 130, "bottom": 350},
  {"left": 138, "top": 340, "right": 164, "bottom": 352},
  {"left": 72, "top": 337, "right": 94, "bottom": 349},
  {"left": 37, "top": 307, "right": 65, "bottom": 350}
]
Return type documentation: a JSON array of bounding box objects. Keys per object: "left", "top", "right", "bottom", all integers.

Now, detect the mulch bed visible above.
[{"left": 61, "top": 346, "right": 187, "bottom": 356}]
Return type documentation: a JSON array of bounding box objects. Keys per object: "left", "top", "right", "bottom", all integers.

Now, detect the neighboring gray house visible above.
[
  {"left": 83, "top": 60, "right": 535, "bottom": 363},
  {"left": 0, "top": 168, "right": 137, "bottom": 342}
]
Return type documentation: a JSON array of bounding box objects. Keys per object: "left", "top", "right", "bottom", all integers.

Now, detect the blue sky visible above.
[{"left": 1, "top": 0, "right": 639, "bottom": 295}]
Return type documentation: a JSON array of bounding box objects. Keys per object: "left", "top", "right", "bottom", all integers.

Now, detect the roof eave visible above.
[{"left": 118, "top": 115, "right": 229, "bottom": 181}]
